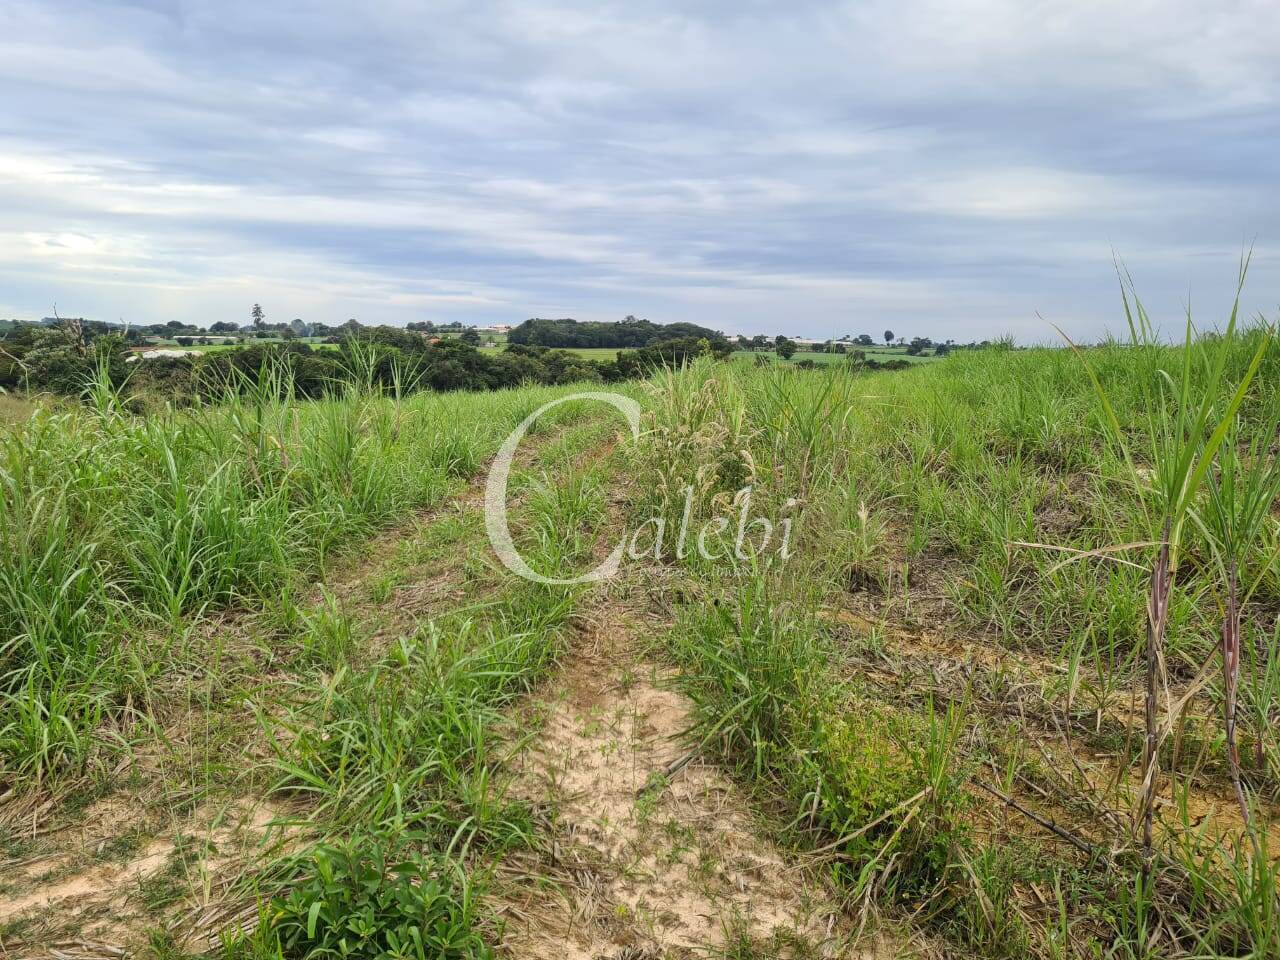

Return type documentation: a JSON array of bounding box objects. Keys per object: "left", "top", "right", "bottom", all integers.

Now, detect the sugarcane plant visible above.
[
  {"left": 1068, "top": 254, "right": 1273, "bottom": 873},
  {"left": 1196, "top": 358, "right": 1280, "bottom": 860}
]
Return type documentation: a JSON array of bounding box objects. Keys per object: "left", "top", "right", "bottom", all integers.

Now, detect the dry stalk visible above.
[
  {"left": 1222, "top": 560, "right": 1262, "bottom": 863},
  {"left": 1140, "top": 522, "right": 1171, "bottom": 874}
]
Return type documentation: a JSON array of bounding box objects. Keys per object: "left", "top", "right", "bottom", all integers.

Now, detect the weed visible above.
[{"left": 227, "top": 833, "right": 492, "bottom": 960}]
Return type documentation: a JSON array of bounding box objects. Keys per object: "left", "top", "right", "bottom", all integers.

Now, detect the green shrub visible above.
[
  {"left": 234, "top": 834, "right": 492, "bottom": 960},
  {"left": 813, "top": 697, "right": 923, "bottom": 831}
]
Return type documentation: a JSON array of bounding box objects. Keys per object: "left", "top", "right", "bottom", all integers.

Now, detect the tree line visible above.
[
  {"left": 0, "top": 318, "right": 733, "bottom": 405},
  {"left": 507, "top": 315, "right": 730, "bottom": 350},
  {"left": 736, "top": 332, "right": 960, "bottom": 357}
]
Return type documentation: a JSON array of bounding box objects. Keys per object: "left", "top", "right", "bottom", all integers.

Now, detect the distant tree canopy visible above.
[
  {"left": 846, "top": 349, "right": 910, "bottom": 372},
  {"left": 127, "top": 334, "right": 617, "bottom": 403},
  {"left": 735, "top": 334, "right": 771, "bottom": 352},
  {"left": 0, "top": 311, "right": 932, "bottom": 408},
  {"left": 0, "top": 321, "right": 125, "bottom": 395},
  {"left": 0, "top": 319, "right": 732, "bottom": 405},
  {"left": 507, "top": 316, "right": 730, "bottom": 351},
  {"left": 905, "top": 337, "right": 935, "bottom": 356},
  {"left": 613, "top": 336, "right": 733, "bottom": 378}
]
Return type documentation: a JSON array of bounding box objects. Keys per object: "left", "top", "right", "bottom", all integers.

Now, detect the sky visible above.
[{"left": 1, "top": 0, "right": 1278, "bottom": 342}]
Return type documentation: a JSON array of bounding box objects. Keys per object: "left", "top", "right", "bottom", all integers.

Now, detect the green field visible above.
[
  {"left": 145, "top": 335, "right": 338, "bottom": 353},
  {"left": 3, "top": 321, "right": 1279, "bottom": 958},
  {"left": 562, "top": 346, "right": 620, "bottom": 360},
  {"left": 733, "top": 345, "right": 941, "bottom": 366}
]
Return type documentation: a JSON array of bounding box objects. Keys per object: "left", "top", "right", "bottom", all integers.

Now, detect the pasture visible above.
[{"left": 1, "top": 314, "right": 1278, "bottom": 959}]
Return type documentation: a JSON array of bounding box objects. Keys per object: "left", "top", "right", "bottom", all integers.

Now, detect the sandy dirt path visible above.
[{"left": 492, "top": 601, "right": 916, "bottom": 960}]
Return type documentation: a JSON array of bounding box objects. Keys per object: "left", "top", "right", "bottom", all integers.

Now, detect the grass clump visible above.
[
  {"left": 670, "top": 578, "right": 971, "bottom": 908},
  {"left": 266, "top": 586, "right": 573, "bottom": 846},
  {"left": 226, "top": 833, "right": 491, "bottom": 960}
]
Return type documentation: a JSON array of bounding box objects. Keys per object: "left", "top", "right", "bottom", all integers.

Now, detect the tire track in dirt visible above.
[
  {"left": 0, "top": 421, "right": 587, "bottom": 958},
  {"left": 491, "top": 600, "right": 913, "bottom": 959}
]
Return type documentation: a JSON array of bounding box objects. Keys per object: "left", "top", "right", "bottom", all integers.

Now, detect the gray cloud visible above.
[{"left": 0, "top": 0, "right": 1277, "bottom": 339}]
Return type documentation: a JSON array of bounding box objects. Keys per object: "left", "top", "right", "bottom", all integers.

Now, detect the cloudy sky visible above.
[{"left": 1, "top": 1, "right": 1277, "bottom": 340}]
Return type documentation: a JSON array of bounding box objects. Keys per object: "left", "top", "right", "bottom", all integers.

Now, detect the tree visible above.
[
  {"left": 612, "top": 335, "right": 731, "bottom": 378},
  {"left": 251, "top": 304, "right": 265, "bottom": 331},
  {"left": 856, "top": 334, "right": 874, "bottom": 346},
  {"left": 776, "top": 338, "right": 797, "bottom": 360},
  {"left": 508, "top": 317, "right": 726, "bottom": 350},
  {"left": 883, "top": 330, "right": 894, "bottom": 345},
  {"left": 460, "top": 328, "right": 481, "bottom": 346},
  {"left": 906, "top": 337, "right": 932, "bottom": 356},
  {"left": 210, "top": 321, "right": 239, "bottom": 334}
]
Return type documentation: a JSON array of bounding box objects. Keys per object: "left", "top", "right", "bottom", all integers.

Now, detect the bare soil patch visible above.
[{"left": 491, "top": 603, "right": 916, "bottom": 959}]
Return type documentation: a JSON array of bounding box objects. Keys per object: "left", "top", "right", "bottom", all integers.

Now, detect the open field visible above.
[
  {"left": 142, "top": 337, "right": 340, "bottom": 354},
  {"left": 560, "top": 346, "right": 621, "bottom": 360},
  {"left": 732, "top": 346, "right": 942, "bottom": 366},
  {"left": 2, "top": 313, "right": 1279, "bottom": 959}
]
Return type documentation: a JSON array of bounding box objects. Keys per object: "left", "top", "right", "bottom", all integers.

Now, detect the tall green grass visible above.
[
  {"left": 0, "top": 362, "right": 604, "bottom": 792},
  {"left": 225, "top": 388, "right": 623, "bottom": 959},
  {"left": 632, "top": 301, "right": 1280, "bottom": 957}
]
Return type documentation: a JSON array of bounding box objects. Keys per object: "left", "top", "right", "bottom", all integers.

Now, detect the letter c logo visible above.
[{"left": 484, "top": 392, "right": 641, "bottom": 585}]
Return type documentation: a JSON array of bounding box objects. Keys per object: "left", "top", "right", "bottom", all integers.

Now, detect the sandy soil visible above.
[{"left": 491, "top": 604, "right": 915, "bottom": 959}]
